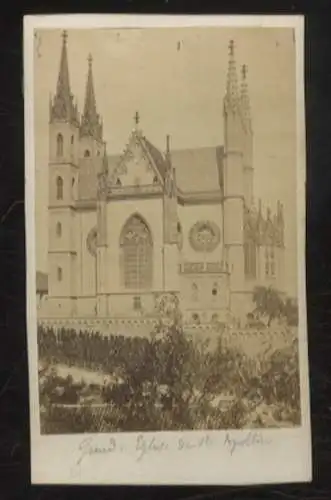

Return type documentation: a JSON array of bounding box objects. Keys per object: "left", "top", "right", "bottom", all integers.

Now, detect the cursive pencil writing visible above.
[{"left": 224, "top": 431, "right": 271, "bottom": 455}]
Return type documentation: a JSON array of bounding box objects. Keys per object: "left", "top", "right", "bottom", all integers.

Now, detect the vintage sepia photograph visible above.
[{"left": 25, "top": 15, "right": 310, "bottom": 485}]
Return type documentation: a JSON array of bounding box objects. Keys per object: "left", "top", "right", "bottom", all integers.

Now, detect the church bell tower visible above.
[
  {"left": 222, "top": 41, "right": 246, "bottom": 314},
  {"left": 79, "top": 51, "right": 107, "bottom": 316},
  {"left": 48, "top": 31, "right": 80, "bottom": 317},
  {"left": 240, "top": 64, "right": 254, "bottom": 207}
]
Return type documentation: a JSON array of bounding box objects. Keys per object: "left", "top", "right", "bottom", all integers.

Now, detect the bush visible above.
[{"left": 38, "top": 321, "right": 301, "bottom": 433}]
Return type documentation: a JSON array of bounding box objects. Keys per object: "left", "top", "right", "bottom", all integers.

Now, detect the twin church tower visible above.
[{"left": 44, "top": 30, "right": 285, "bottom": 327}]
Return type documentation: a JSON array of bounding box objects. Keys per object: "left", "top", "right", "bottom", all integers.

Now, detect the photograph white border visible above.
[{"left": 24, "top": 14, "right": 311, "bottom": 485}]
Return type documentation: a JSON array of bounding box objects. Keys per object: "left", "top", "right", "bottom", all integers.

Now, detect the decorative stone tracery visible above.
[
  {"left": 189, "top": 221, "right": 221, "bottom": 253},
  {"left": 243, "top": 201, "right": 284, "bottom": 247}
]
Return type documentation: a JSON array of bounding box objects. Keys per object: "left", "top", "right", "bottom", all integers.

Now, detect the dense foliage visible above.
[
  {"left": 252, "top": 286, "right": 299, "bottom": 327},
  {"left": 38, "top": 320, "right": 301, "bottom": 434}
]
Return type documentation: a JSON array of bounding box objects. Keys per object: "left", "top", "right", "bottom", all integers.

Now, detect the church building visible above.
[{"left": 42, "top": 31, "right": 285, "bottom": 327}]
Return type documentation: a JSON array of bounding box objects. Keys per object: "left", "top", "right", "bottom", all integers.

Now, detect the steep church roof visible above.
[
  {"left": 142, "top": 136, "right": 168, "bottom": 181},
  {"left": 171, "top": 146, "right": 224, "bottom": 193},
  {"left": 77, "top": 139, "right": 224, "bottom": 201}
]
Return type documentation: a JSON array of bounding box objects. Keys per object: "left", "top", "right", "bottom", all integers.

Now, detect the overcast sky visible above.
[{"left": 33, "top": 27, "right": 299, "bottom": 295}]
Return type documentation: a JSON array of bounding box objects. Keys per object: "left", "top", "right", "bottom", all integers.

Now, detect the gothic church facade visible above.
[{"left": 42, "top": 31, "right": 285, "bottom": 326}]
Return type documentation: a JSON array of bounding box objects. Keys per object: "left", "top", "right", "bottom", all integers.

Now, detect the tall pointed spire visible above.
[
  {"left": 80, "top": 53, "right": 103, "bottom": 142},
  {"left": 83, "top": 55, "right": 97, "bottom": 123},
  {"left": 224, "top": 40, "right": 239, "bottom": 113},
  {"left": 50, "top": 31, "right": 77, "bottom": 124},
  {"left": 240, "top": 64, "right": 252, "bottom": 132}
]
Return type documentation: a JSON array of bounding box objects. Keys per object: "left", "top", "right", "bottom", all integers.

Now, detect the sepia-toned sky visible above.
[{"left": 33, "top": 27, "right": 298, "bottom": 295}]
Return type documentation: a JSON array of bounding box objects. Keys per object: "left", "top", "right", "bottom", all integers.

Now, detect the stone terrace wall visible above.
[{"left": 38, "top": 317, "right": 296, "bottom": 357}]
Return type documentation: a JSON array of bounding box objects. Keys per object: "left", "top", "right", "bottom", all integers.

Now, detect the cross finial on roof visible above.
[
  {"left": 88, "top": 53, "right": 93, "bottom": 67},
  {"left": 134, "top": 111, "right": 140, "bottom": 126},
  {"left": 229, "top": 39, "right": 234, "bottom": 56}
]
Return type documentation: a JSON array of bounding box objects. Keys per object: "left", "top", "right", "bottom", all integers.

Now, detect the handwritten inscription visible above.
[
  {"left": 136, "top": 434, "right": 169, "bottom": 462},
  {"left": 72, "top": 431, "right": 271, "bottom": 476},
  {"left": 76, "top": 436, "right": 118, "bottom": 467},
  {"left": 224, "top": 431, "right": 271, "bottom": 455},
  {"left": 177, "top": 435, "right": 212, "bottom": 451}
]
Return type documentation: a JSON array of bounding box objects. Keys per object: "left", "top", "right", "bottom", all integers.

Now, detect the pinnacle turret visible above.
[
  {"left": 224, "top": 40, "right": 239, "bottom": 113},
  {"left": 240, "top": 64, "right": 252, "bottom": 132}
]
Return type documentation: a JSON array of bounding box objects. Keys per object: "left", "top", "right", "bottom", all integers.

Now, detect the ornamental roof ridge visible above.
[{"left": 110, "top": 129, "right": 168, "bottom": 186}]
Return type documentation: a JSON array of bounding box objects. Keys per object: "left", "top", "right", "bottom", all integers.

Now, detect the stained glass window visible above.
[{"left": 120, "top": 215, "right": 153, "bottom": 289}]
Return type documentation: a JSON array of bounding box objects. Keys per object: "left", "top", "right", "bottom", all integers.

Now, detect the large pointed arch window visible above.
[
  {"left": 56, "top": 133, "right": 64, "bottom": 157},
  {"left": 120, "top": 215, "right": 153, "bottom": 289}
]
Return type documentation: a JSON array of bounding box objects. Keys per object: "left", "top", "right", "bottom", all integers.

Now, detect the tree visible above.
[
  {"left": 283, "top": 297, "right": 299, "bottom": 326},
  {"left": 252, "top": 286, "right": 284, "bottom": 326},
  {"left": 39, "top": 305, "right": 301, "bottom": 433}
]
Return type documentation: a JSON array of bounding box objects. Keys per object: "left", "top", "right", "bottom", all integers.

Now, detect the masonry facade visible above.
[{"left": 42, "top": 31, "right": 285, "bottom": 326}]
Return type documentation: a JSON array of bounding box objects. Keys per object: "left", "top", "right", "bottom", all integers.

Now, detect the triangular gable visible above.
[{"left": 110, "top": 131, "right": 165, "bottom": 188}]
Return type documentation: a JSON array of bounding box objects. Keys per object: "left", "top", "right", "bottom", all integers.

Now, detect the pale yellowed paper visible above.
[{"left": 24, "top": 14, "right": 311, "bottom": 485}]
